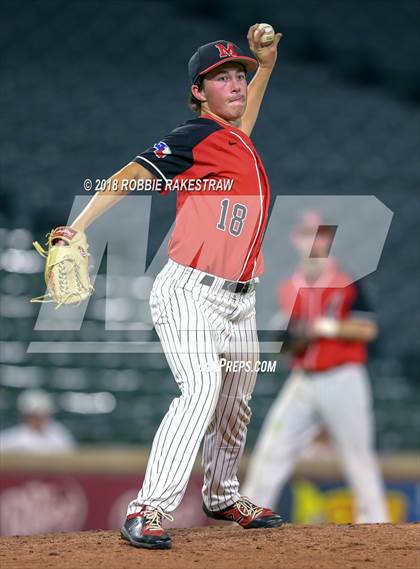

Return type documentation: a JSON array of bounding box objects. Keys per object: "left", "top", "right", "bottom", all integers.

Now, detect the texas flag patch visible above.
[{"left": 153, "top": 141, "right": 172, "bottom": 159}]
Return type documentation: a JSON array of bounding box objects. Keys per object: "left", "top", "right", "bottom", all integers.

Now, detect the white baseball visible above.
[{"left": 255, "top": 23, "right": 275, "bottom": 47}]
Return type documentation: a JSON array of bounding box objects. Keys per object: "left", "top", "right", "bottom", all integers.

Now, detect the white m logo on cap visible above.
[{"left": 215, "top": 42, "right": 238, "bottom": 58}]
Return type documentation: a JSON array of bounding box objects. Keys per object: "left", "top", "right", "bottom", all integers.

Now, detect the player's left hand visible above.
[
  {"left": 31, "top": 226, "right": 94, "bottom": 308},
  {"left": 247, "top": 24, "right": 283, "bottom": 70}
]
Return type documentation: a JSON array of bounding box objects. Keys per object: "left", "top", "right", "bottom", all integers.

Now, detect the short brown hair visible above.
[{"left": 188, "top": 77, "right": 204, "bottom": 113}]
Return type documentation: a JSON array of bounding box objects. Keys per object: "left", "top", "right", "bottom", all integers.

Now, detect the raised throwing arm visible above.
[{"left": 240, "top": 24, "right": 283, "bottom": 137}]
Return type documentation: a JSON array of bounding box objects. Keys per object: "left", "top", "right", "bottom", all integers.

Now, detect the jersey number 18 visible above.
[{"left": 217, "top": 199, "right": 247, "bottom": 237}]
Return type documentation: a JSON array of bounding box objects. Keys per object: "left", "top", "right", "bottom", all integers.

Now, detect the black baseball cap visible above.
[{"left": 188, "top": 40, "right": 258, "bottom": 85}]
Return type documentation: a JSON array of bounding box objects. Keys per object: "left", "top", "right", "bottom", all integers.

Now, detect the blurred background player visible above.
[
  {"left": 243, "top": 212, "right": 389, "bottom": 523},
  {"left": 0, "top": 389, "right": 76, "bottom": 453}
]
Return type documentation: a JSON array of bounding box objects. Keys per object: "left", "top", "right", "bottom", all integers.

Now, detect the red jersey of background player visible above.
[
  {"left": 134, "top": 113, "right": 270, "bottom": 282},
  {"left": 278, "top": 260, "right": 375, "bottom": 372}
]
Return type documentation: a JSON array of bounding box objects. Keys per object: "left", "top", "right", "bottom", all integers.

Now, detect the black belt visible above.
[{"left": 200, "top": 274, "right": 257, "bottom": 294}]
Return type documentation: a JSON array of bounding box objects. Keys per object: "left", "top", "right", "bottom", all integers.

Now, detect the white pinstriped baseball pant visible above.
[{"left": 127, "top": 259, "right": 260, "bottom": 515}]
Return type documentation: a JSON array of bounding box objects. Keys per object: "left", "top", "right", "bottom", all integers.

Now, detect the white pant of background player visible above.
[
  {"left": 127, "top": 259, "right": 260, "bottom": 515},
  {"left": 243, "top": 364, "right": 389, "bottom": 523}
]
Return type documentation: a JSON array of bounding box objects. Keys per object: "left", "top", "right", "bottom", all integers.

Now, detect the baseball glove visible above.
[{"left": 31, "top": 226, "right": 94, "bottom": 308}]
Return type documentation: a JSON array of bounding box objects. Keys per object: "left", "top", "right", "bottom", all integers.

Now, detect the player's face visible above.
[{"left": 201, "top": 64, "right": 247, "bottom": 121}]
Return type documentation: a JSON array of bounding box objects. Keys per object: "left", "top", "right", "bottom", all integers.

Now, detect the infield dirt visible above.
[{"left": 0, "top": 523, "right": 418, "bottom": 569}]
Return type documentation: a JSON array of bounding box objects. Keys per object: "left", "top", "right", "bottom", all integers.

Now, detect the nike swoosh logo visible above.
[{"left": 228, "top": 141, "right": 237, "bottom": 145}]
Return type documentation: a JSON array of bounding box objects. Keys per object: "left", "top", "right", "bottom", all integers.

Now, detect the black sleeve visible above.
[
  {"left": 133, "top": 118, "right": 222, "bottom": 182},
  {"left": 350, "top": 281, "right": 376, "bottom": 320}
]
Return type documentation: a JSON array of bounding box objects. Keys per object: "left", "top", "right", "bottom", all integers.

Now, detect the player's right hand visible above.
[{"left": 247, "top": 24, "right": 283, "bottom": 70}]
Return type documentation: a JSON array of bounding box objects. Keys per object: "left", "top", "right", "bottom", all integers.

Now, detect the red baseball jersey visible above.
[
  {"left": 134, "top": 113, "right": 270, "bottom": 281},
  {"left": 278, "top": 261, "right": 375, "bottom": 372}
]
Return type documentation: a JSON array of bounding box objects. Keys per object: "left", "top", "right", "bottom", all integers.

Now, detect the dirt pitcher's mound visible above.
[{"left": 0, "top": 523, "right": 418, "bottom": 569}]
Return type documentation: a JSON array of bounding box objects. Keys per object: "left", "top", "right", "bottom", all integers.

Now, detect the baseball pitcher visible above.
[{"left": 34, "top": 25, "right": 284, "bottom": 548}]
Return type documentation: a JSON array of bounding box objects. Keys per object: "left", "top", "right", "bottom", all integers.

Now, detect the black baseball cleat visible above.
[
  {"left": 120, "top": 506, "right": 173, "bottom": 549},
  {"left": 203, "top": 496, "right": 283, "bottom": 529}
]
